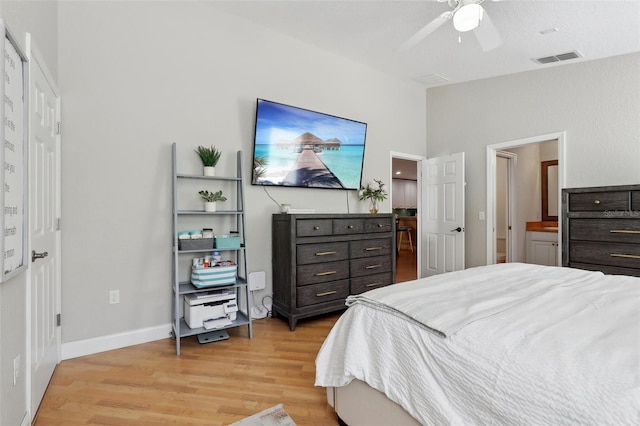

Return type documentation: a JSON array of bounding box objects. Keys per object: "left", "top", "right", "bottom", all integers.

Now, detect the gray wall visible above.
[
  {"left": 426, "top": 52, "right": 640, "bottom": 268},
  {"left": 57, "top": 1, "right": 427, "bottom": 343},
  {"left": 0, "top": 2, "right": 58, "bottom": 425}
]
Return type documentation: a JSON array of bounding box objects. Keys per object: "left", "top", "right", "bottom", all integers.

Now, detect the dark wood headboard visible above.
[{"left": 562, "top": 184, "right": 640, "bottom": 277}]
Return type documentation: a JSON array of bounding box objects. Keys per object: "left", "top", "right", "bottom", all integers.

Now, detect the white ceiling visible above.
[{"left": 211, "top": 0, "right": 640, "bottom": 88}]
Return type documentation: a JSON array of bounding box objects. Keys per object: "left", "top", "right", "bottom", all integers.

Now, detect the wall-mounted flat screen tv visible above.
[{"left": 251, "top": 99, "right": 367, "bottom": 190}]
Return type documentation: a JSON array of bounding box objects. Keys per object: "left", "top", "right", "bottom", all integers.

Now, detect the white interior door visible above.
[
  {"left": 421, "top": 153, "right": 465, "bottom": 276},
  {"left": 29, "top": 38, "right": 61, "bottom": 418}
]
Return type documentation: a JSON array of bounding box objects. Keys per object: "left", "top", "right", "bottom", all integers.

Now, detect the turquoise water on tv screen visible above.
[{"left": 254, "top": 144, "right": 365, "bottom": 189}]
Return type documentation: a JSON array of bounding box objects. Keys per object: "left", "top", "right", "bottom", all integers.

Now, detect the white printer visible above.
[{"left": 184, "top": 288, "right": 238, "bottom": 329}]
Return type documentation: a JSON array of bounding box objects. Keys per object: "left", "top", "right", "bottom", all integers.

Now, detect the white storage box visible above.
[
  {"left": 184, "top": 289, "right": 237, "bottom": 329},
  {"left": 191, "top": 264, "right": 237, "bottom": 288}
]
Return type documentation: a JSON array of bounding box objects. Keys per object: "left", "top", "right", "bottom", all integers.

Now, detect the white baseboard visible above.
[{"left": 61, "top": 323, "right": 172, "bottom": 360}]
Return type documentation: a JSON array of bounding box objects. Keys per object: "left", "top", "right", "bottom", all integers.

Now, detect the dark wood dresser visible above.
[
  {"left": 272, "top": 213, "right": 396, "bottom": 330},
  {"left": 562, "top": 184, "right": 640, "bottom": 277}
]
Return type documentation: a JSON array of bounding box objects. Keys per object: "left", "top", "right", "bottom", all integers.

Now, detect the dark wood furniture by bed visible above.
[
  {"left": 562, "top": 184, "right": 640, "bottom": 277},
  {"left": 272, "top": 213, "right": 395, "bottom": 330}
]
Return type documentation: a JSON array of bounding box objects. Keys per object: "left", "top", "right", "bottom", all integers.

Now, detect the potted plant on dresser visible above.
[
  {"left": 359, "top": 179, "right": 388, "bottom": 214},
  {"left": 195, "top": 145, "right": 222, "bottom": 176},
  {"left": 199, "top": 190, "right": 227, "bottom": 212}
]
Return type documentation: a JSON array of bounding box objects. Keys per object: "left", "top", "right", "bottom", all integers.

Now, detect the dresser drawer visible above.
[
  {"left": 364, "top": 217, "right": 393, "bottom": 233},
  {"left": 570, "top": 262, "right": 640, "bottom": 278},
  {"left": 296, "top": 219, "right": 333, "bottom": 237},
  {"left": 297, "top": 280, "right": 349, "bottom": 307},
  {"left": 569, "top": 191, "right": 629, "bottom": 211},
  {"left": 350, "top": 272, "right": 393, "bottom": 295},
  {"left": 569, "top": 219, "right": 640, "bottom": 244},
  {"left": 297, "top": 260, "right": 349, "bottom": 286},
  {"left": 350, "top": 238, "right": 392, "bottom": 259},
  {"left": 333, "top": 218, "right": 364, "bottom": 235},
  {"left": 297, "top": 242, "right": 349, "bottom": 265},
  {"left": 350, "top": 255, "right": 392, "bottom": 278},
  {"left": 632, "top": 191, "right": 640, "bottom": 211},
  {"left": 569, "top": 241, "right": 640, "bottom": 269}
]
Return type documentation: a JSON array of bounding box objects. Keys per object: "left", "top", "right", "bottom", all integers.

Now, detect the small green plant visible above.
[
  {"left": 195, "top": 145, "right": 222, "bottom": 167},
  {"left": 199, "top": 190, "right": 227, "bottom": 202},
  {"left": 359, "top": 179, "right": 388, "bottom": 202}
]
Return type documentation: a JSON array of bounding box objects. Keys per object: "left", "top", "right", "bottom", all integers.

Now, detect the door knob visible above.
[
  {"left": 32, "top": 250, "right": 49, "bottom": 262},
  {"left": 451, "top": 227, "right": 463, "bottom": 233}
]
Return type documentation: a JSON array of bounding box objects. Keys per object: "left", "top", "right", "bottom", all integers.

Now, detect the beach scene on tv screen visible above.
[{"left": 252, "top": 100, "right": 366, "bottom": 190}]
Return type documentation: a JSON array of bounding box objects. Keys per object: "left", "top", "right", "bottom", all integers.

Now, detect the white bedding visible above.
[{"left": 315, "top": 263, "right": 640, "bottom": 425}]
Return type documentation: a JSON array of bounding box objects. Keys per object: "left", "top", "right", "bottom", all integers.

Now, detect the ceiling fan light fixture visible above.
[{"left": 453, "top": 3, "right": 483, "bottom": 32}]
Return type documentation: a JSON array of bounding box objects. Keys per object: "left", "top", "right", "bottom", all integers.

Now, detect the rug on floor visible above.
[{"left": 229, "top": 404, "right": 297, "bottom": 426}]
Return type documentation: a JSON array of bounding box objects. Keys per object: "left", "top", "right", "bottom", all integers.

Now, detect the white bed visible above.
[{"left": 315, "top": 263, "right": 640, "bottom": 425}]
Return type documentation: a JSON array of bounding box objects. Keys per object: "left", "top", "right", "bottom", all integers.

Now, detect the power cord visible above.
[
  {"left": 251, "top": 291, "right": 269, "bottom": 319},
  {"left": 262, "top": 295, "right": 273, "bottom": 318},
  {"left": 251, "top": 292, "right": 275, "bottom": 320},
  {"left": 262, "top": 186, "right": 281, "bottom": 208},
  {"left": 346, "top": 190, "right": 350, "bottom": 213}
]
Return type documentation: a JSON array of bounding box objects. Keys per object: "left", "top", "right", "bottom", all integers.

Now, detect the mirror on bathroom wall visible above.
[{"left": 541, "top": 160, "right": 558, "bottom": 221}]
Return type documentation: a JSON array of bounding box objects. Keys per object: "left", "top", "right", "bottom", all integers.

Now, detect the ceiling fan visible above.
[{"left": 399, "top": 0, "right": 502, "bottom": 52}]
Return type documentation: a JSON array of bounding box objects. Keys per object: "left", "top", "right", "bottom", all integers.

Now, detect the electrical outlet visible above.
[
  {"left": 109, "top": 289, "right": 120, "bottom": 304},
  {"left": 13, "top": 354, "right": 20, "bottom": 386}
]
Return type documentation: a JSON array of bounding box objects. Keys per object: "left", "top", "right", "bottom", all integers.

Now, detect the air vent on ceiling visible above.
[
  {"left": 533, "top": 51, "right": 583, "bottom": 65},
  {"left": 415, "top": 73, "right": 450, "bottom": 87}
]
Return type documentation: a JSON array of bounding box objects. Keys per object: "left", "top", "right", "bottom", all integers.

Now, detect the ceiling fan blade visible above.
[
  {"left": 473, "top": 9, "right": 502, "bottom": 52},
  {"left": 398, "top": 11, "right": 453, "bottom": 52}
]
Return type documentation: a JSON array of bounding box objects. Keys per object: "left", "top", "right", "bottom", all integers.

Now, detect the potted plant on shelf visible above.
[
  {"left": 195, "top": 145, "right": 222, "bottom": 176},
  {"left": 199, "top": 190, "right": 227, "bottom": 212},
  {"left": 359, "top": 179, "right": 387, "bottom": 214}
]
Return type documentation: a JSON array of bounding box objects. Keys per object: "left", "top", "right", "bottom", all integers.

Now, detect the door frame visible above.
[
  {"left": 26, "top": 33, "right": 62, "bottom": 420},
  {"left": 390, "top": 151, "right": 423, "bottom": 277},
  {"left": 485, "top": 131, "right": 565, "bottom": 265}
]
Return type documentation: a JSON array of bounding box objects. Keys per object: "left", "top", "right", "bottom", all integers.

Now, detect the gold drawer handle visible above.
[
  {"left": 365, "top": 247, "right": 383, "bottom": 251},
  {"left": 594, "top": 200, "right": 601, "bottom": 205},
  {"left": 365, "top": 264, "right": 382, "bottom": 269},
  {"left": 377, "top": 224, "right": 385, "bottom": 228},
  {"left": 315, "top": 251, "right": 337, "bottom": 256},
  {"left": 610, "top": 230, "right": 640, "bottom": 234},
  {"left": 313, "top": 226, "right": 320, "bottom": 230},
  {"left": 610, "top": 253, "right": 640, "bottom": 259},
  {"left": 347, "top": 225, "right": 355, "bottom": 229},
  {"left": 366, "top": 282, "right": 383, "bottom": 287},
  {"left": 315, "top": 270, "right": 337, "bottom": 276},
  {"left": 316, "top": 290, "right": 337, "bottom": 297}
]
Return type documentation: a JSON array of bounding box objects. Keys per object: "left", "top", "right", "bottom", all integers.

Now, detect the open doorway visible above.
[
  {"left": 496, "top": 151, "right": 516, "bottom": 263},
  {"left": 486, "top": 132, "right": 565, "bottom": 266},
  {"left": 390, "top": 153, "right": 421, "bottom": 282}
]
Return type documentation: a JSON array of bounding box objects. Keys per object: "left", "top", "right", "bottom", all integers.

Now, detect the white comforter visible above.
[{"left": 315, "top": 263, "right": 640, "bottom": 426}]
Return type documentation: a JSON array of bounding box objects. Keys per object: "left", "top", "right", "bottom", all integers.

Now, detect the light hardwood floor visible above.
[
  {"left": 34, "top": 251, "right": 417, "bottom": 425},
  {"left": 396, "top": 247, "right": 418, "bottom": 283}
]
